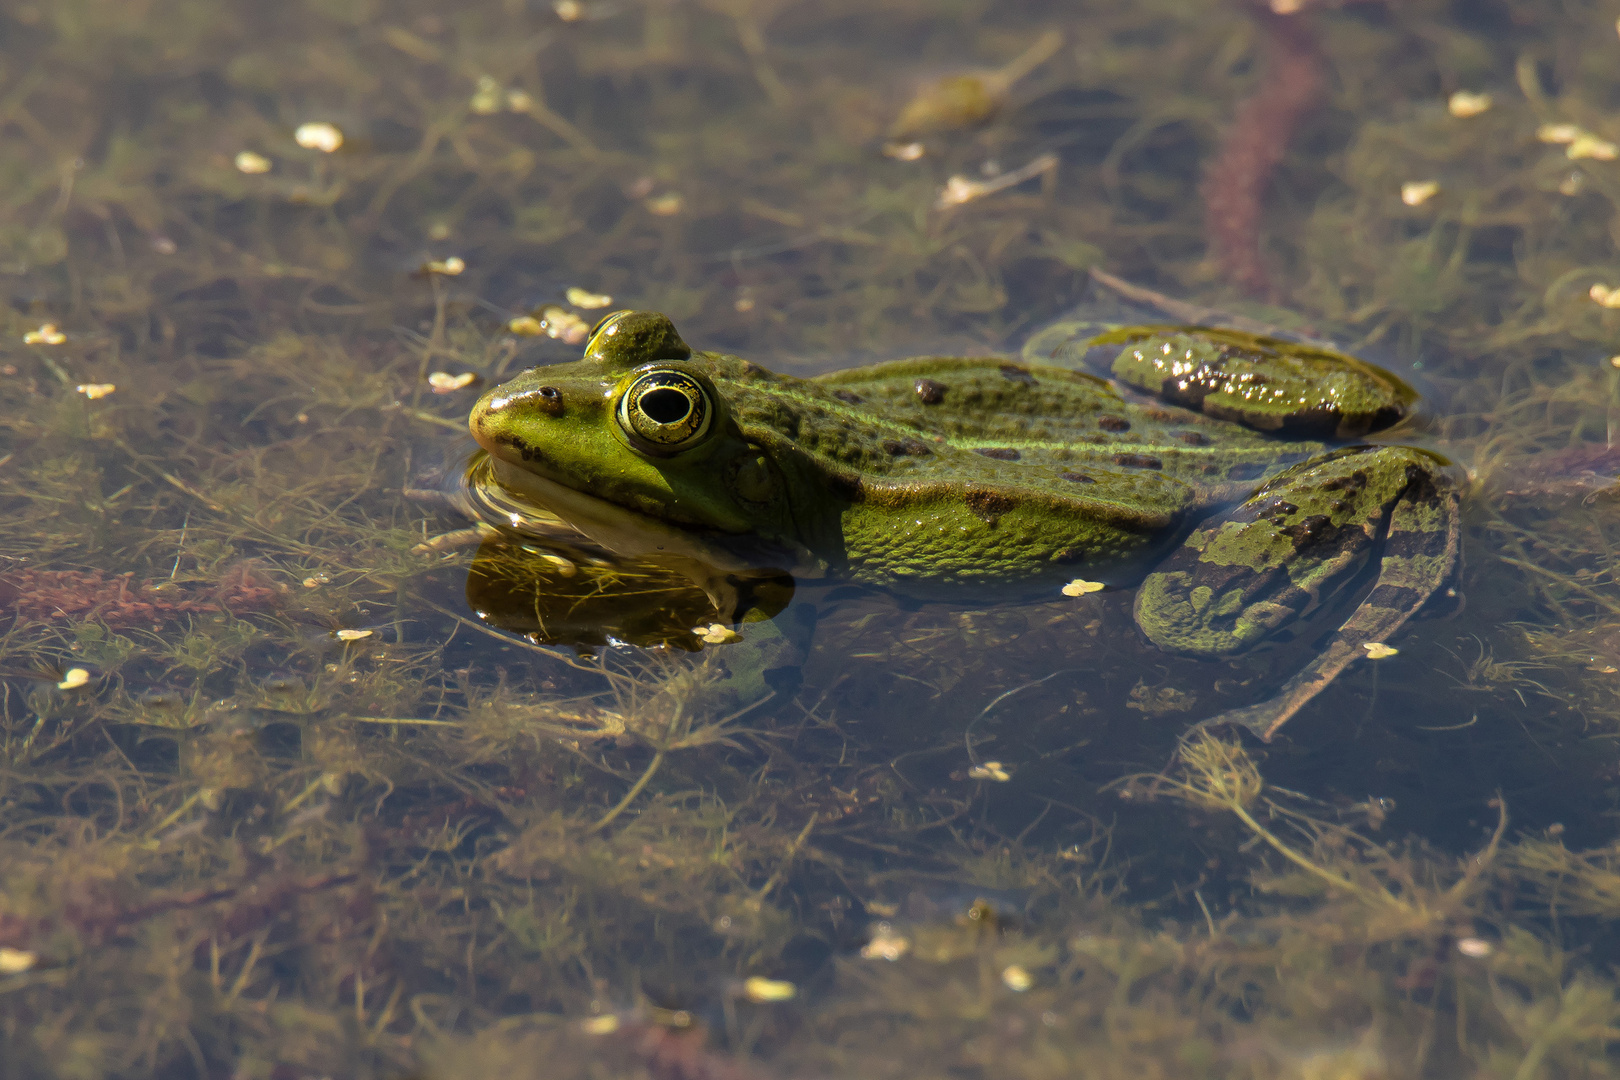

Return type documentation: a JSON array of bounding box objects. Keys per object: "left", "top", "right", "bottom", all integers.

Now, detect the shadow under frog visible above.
[{"left": 460, "top": 307, "right": 1460, "bottom": 742}]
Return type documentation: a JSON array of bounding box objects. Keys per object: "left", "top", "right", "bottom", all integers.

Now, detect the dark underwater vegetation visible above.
[{"left": 7, "top": 1, "right": 1620, "bottom": 1076}]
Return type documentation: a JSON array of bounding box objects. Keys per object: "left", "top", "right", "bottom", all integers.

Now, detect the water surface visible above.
[{"left": 4, "top": 1, "right": 1620, "bottom": 1076}]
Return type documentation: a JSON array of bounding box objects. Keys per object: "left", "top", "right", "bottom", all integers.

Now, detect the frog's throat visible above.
[{"left": 484, "top": 458, "right": 821, "bottom": 582}]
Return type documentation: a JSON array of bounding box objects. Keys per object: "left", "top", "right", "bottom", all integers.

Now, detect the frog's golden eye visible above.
[{"left": 617, "top": 370, "right": 712, "bottom": 453}]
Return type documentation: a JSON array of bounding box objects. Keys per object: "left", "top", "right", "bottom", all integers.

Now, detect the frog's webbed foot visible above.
[
  {"left": 1136, "top": 445, "right": 1460, "bottom": 741},
  {"left": 411, "top": 521, "right": 500, "bottom": 556},
  {"left": 684, "top": 601, "right": 816, "bottom": 718}
]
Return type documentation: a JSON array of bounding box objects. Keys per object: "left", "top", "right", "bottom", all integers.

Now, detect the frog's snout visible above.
[
  {"left": 470, "top": 385, "right": 567, "bottom": 462},
  {"left": 479, "top": 385, "right": 565, "bottom": 419}
]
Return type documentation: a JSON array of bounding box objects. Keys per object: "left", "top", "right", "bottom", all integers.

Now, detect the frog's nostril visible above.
[{"left": 534, "top": 386, "right": 565, "bottom": 417}]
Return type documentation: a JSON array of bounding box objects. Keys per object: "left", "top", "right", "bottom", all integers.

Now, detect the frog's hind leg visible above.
[
  {"left": 1134, "top": 446, "right": 1460, "bottom": 741},
  {"left": 1211, "top": 478, "right": 1458, "bottom": 741}
]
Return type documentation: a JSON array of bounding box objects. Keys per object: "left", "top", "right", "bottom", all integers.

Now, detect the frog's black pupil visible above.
[{"left": 640, "top": 387, "right": 691, "bottom": 424}]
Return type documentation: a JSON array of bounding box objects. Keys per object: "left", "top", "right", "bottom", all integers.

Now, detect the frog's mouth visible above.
[{"left": 470, "top": 453, "right": 821, "bottom": 605}]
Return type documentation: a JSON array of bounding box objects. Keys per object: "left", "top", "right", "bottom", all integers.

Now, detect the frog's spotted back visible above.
[{"left": 795, "top": 354, "right": 1325, "bottom": 490}]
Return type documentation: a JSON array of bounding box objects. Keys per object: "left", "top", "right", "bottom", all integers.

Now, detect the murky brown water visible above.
[{"left": 5, "top": 1, "right": 1620, "bottom": 1076}]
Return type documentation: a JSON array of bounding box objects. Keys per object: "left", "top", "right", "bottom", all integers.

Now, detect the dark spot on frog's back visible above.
[
  {"left": 882, "top": 437, "right": 932, "bottom": 457},
  {"left": 1403, "top": 462, "right": 1447, "bottom": 504},
  {"left": 1278, "top": 514, "right": 1342, "bottom": 549},
  {"left": 1365, "top": 583, "right": 1424, "bottom": 613},
  {"left": 832, "top": 389, "right": 863, "bottom": 405},
  {"left": 1060, "top": 471, "right": 1095, "bottom": 484},
  {"left": 974, "top": 447, "right": 1021, "bottom": 461},
  {"left": 914, "top": 378, "right": 947, "bottom": 405},
  {"left": 1319, "top": 470, "right": 1368, "bottom": 494},
  {"left": 1112, "top": 452, "right": 1163, "bottom": 470},
  {"left": 999, "top": 365, "right": 1036, "bottom": 384},
  {"left": 1381, "top": 528, "right": 1452, "bottom": 560},
  {"left": 1097, "top": 415, "right": 1130, "bottom": 432},
  {"left": 1175, "top": 430, "right": 1208, "bottom": 446},
  {"left": 965, "top": 489, "right": 1017, "bottom": 524}
]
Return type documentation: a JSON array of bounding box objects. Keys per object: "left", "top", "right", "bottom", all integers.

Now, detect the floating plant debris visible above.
[
  {"left": 424, "top": 256, "right": 465, "bottom": 275},
  {"left": 428, "top": 371, "right": 478, "bottom": 393},
  {"left": 1568, "top": 133, "right": 1619, "bottom": 160},
  {"left": 1000, "top": 964, "right": 1032, "bottom": 991},
  {"left": 469, "top": 76, "right": 504, "bottom": 115},
  {"left": 935, "top": 152, "right": 1056, "bottom": 209},
  {"left": 539, "top": 305, "right": 589, "bottom": 341},
  {"left": 564, "top": 286, "right": 612, "bottom": 308},
  {"left": 645, "top": 192, "right": 684, "bottom": 215},
  {"left": 233, "top": 150, "right": 271, "bottom": 173},
  {"left": 0, "top": 948, "right": 38, "bottom": 974},
  {"left": 293, "top": 121, "right": 343, "bottom": 152},
  {"left": 1589, "top": 283, "right": 1620, "bottom": 308},
  {"left": 740, "top": 976, "right": 797, "bottom": 1002},
  {"left": 4, "top": 4, "right": 1620, "bottom": 1077},
  {"left": 1400, "top": 179, "right": 1440, "bottom": 206},
  {"left": 56, "top": 667, "right": 90, "bottom": 690}
]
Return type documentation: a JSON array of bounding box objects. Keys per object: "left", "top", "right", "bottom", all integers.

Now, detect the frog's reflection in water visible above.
[{"left": 465, "top": 537, "right": 794, "bottom": 653}]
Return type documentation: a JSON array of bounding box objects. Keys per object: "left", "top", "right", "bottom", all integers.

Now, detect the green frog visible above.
[{"left": 467, "top": 310, "right": 1459, "bottom": 740}]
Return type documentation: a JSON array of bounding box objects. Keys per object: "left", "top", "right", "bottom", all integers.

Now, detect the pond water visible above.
[{"left": 4, "top": 1, "right": 1620, "bottom": 1076}]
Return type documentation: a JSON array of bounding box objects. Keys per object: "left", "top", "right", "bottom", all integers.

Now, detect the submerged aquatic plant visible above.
[
  {"left": 4, "top": 0, "right": 1620, "bottom": 1075},
  {"left": 1201, "top": 2, "right": 1328, "bottom": 299}
]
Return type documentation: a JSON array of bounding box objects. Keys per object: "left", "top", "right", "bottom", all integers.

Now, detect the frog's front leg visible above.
[
  {"left": 1134, "top": 445, "right": 1459, "bottom": 740},
  {"left": 687, "top": 601, "right": 817, "bottom": 718}
]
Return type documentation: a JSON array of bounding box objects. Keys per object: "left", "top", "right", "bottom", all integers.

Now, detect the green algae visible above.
[{"left": 4, "top": 0, "right": 1620, "bottom": 1077}]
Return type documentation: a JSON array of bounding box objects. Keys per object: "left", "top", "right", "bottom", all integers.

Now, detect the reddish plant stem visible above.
[
  {"left": 1201, "top": 3, "right": 1327, "bottom": 299},
  {"left": 0, "top": 564, "right": 283, "bottom": 627},
  {"left": 621, "top": 1021, "right": 768, "bottom": 1080},
  {"left": 1, "top": 870, "right": 358, "bottom": 950}
]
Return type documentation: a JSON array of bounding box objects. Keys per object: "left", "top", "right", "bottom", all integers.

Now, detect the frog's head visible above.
[{"left": 469, "top": 312, "right": 804, "bottom": 568}]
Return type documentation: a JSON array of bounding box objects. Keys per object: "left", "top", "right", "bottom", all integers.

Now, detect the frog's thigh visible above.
[
  {"left": 1134, "top": 447, "right": 1445, "bottom": 657},
  {"left": 1206, "top": 455, "right": 1458, "bottom": 741}
]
